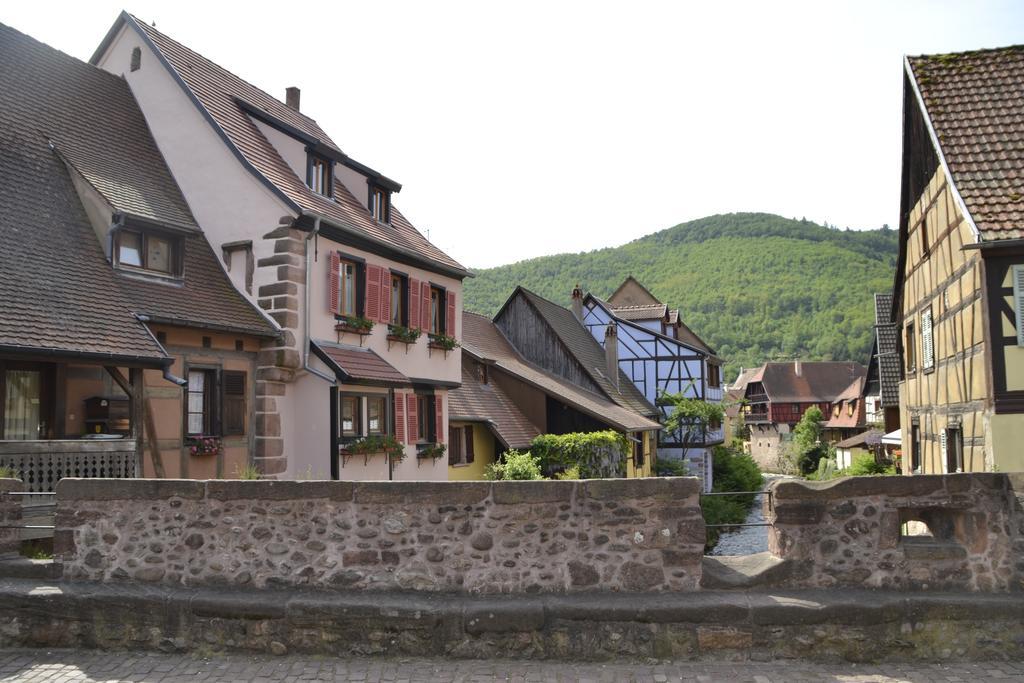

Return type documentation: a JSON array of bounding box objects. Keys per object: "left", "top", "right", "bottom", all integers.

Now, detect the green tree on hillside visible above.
[{"left": 463, "top": 213, "right": 896, "bottom": 381}]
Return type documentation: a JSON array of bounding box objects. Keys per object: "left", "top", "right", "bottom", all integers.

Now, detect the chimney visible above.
[
  {"left": 794, "top": 360, "right": 802, "bottom": 377},
  {"left": 605, "top": 324, "right": 619, "bottom": 391},
  {"left": 285, "top": 86, "right": 301, "bottom": 111},
  {"left": 570, "top": 284, "right": 584, "bottom": 320}
]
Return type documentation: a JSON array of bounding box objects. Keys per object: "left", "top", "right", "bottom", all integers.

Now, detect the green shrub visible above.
[
  {"left": 486, "top": 450, "right": 544, "bottom": 480},
  {"left": 554, "top": 465, "right": 581, "bottom": 480},
  {"left": 529, "top": 431, "right": 627, "bottom": 478},
  {"left": 0, "top": 465, "right": 17, "bottom": 479},
  {"left": 234, "top": 463, "right": 261, "bottom": 480},
  {"left": 654, "top": 458, "right": 688, "bottom": 477},
  {"left": 846, "top": 452, "right": 896, "bottom": 476},
  {"left": 702, "top": 446, "right": 765, "bottom": 550}
]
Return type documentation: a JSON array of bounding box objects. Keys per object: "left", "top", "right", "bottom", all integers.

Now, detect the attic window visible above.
[
  {"left": 130, "top": 47, "right": 141, "bottom": 72},
  {"left": 369, "top": 185, "right": 390, "bottom": 223},
  {"left": 115, "top": 229, "right": 180, "bottom": 276},
  {"left": 308, "top": 154, "right": 332, "bottom": 197}
]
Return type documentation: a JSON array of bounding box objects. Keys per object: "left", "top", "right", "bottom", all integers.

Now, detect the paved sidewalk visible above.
[{"left": 1, "top": 649, "right": 1023, "bottom": 682}]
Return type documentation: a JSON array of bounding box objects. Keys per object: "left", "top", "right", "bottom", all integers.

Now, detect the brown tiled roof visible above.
[
  {"left": 121, "top": 237, "right": 277, "bottom": 337},
  {"left": 461, "top": 313, "right": 661, "bottom": 432},
  {"left": 610, "top": 304, "right": 667, "bottom": 320},
  {"left": 907, "top": 45, "right": 1024, "bottom": 241},
  {"left": 752, "top": 361, "right": 867, "bottom": 404},
  {"left": 0, "top": 23, "right": 163, "bottom": 363},
  {"left": 835, "top": 429, "right": 883, "bottom": 450},
  {"left": 312, "top": 341, "right": 410, "bottom": 386},
  {"left": 117, "top": 14, "right": 467, "bottom": 275},
  {"left": 823, "top": 377, "right": 865, "bottom": 429},
  {"left": 513, "top": 289, "right": 658, "bottom": 418},
  {"left": 449, "top": 366, "right": 540, "bottom": 449}
]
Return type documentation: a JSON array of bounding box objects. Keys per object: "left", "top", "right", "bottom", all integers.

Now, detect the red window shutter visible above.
[
  {"left": 406, "top": 394, "right": 418, "bottom": 444},
  {"left": 421, "top": 282, "right": 430, "bottom": 332},
  {"left": 408, "top": 278, "right": 420, "bottom": 330},
  {"left": 446, "top": 291, "right": 456, "bottom": 336},
  {"left": 380, "top": 269, "right": 392, "bottom": 325},
  {"left": 435, "top": 395, "right": 444, "bottom": 443},
  {"left": 328, "top": 252, "right": 340, "bottom": 314},
  {"left": 393, "top": 393, "right": 405, "bottom": 443},
  {"left": 464, "top": 425, "right": 474, "bottom": 463},
  {"left": 365, "top": 264, "right": 381, "bottom": 322}
]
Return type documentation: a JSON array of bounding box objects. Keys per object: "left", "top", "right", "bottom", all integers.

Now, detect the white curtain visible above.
[{"left": 4, "top": 370, "right": 41, "bottom": 440}]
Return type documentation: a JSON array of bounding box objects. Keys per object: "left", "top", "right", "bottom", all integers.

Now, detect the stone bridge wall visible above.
[
  {"left": 766, "top": 473, "right": 1024, "bottom": 592},
  {"left": 54, "top": 477, "right": 705, "bottom": 593},
  {"left": 0, "top": 479, "right": 20, "bottom": 558}
]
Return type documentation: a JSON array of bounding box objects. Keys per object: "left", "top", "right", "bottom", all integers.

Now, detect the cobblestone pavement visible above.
[
  {"left": 708, "top": 475, "right": 791, "bottom": 557},
  {"left": 2, "top": 650, "right": 1023, "bottom": 682}
]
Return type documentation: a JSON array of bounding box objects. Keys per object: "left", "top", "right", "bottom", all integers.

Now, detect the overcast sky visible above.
[{"left": 5, "top": 2, "right": 1023, "bottom": 268}]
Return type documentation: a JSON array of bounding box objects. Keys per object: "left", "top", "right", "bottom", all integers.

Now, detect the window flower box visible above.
[
  {"left": 335, "top": 315, "right": 374, "bottom": 337},
  {"left": 427, "top": 333, "right": 459, "bottom": 355},
  {"left": 386, "top": 324, "right": 421, "bottom": 351},
  {"left": 186, "top": 435, "right": 222, "bottom": 456},
  {"left": 416, "top": 442, "right": 446, "bottom": 464},
  {"left": 340, "top": 434, "right": 405, "bottom": 466}
]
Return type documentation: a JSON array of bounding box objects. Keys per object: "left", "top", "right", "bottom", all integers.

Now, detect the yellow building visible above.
[
  {"left": 447, "top": 311, "right": 664, "bottom": 480},
  {"left": 894, "top": 46, "right": 1024, "bottom": 474}
]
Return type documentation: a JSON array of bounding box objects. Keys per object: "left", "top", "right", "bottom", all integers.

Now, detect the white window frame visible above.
[{"left": 921, "top": 309, "right": 935, "bottom": 371}]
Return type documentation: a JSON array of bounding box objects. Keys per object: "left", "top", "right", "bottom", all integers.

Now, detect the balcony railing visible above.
[{"left": 745, "top": 411, "right": 771, "bottom": 424}]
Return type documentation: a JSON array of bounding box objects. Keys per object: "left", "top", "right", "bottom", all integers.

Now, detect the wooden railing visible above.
[{"left": 0, "top": 439, "right": 136, "bottom": 493}]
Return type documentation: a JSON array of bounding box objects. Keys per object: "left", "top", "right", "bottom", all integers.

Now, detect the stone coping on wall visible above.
[
  {"left": 1, "top": 578, "right": 1023, "bottom": 661},
  {"left": 54, "top": 477, "right": 705, "bottom": 594}
]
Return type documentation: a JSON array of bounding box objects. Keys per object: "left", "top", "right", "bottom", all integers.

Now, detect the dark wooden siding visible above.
[{"left": 495, "top": 295, "right": 603, "bottom": 395}]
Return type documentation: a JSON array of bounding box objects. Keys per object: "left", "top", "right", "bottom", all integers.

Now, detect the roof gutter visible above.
[
  {"left": 303, "top": 218, "right": 337, "bottom": 384},
  {"left": 133, "top": 314, "right": 187, "bottom": 386},
  {"left": 301, "top": 209, "right": 470, "bottom": 280}
]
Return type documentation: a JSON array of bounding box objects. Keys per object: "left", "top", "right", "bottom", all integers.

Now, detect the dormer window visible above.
[
  {"left": 115, "top": 229, "right": 180, "bottom": 276},
  {"left": 369, "top": 185, "right": 390, "bottom": 223},
  {"left": 308, "top": 153, "right": 332, "bottom": 196}
]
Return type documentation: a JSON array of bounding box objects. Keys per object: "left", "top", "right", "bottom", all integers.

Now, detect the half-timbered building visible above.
[
  {"left": 0, "top": 23, "right": 277, "bottom": 490},
  {"left": 574, "top": 282, "right": 723, "bottom": 489},
  {"left": 894, "top": 45, "right": 1024, "bottom": 474}
]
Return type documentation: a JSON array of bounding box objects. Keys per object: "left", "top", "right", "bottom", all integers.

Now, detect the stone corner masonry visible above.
[{"left": 55, "top": 476, "right": 705, "bottom": 593}]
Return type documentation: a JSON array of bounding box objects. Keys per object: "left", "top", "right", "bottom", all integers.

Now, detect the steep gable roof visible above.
[
  {"left": 96, "top": 13, "right": 467, "bottom": 277},
  {"left": 748, "top": 361, "right": 867, "bottom": 404},
  {"left": 607, "top": 276, "right": 663, "bottom": 307},
  {"left": 0, "top": 21, "right": 275, "bottom": 363},
  {"left": 461, "top": 312, "right": 661, "bottom": 432},
  {"left": 506, "top": 288, "right": 657, "bottom": 418},
  {"left": 905, "top": 45, "right": 1024, "bottom": 241},
  {"left": 449, "top": 364, "right": 540, "bottom": 449}
]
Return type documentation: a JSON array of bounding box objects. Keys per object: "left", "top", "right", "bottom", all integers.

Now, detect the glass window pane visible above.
[
  {"left": 187, "top": 413, "right": 204, "bottom": 435},
  {"left": 118, "top": 232, "right": 142, "bottom": 267},
  {"left": 147, "top": 236, "right": 172, "bottom": 273},
  {"left": 368, "top": 397, "right": 383, "bottom": 434},
  {"left": 3, "top": 370, "right": 41, "bottom": 440},
  {"left": 341, "top": 397, "right": 357, "bottom": 436},
  {"left": 188, "top": 371, "right": 205, "bottom": 391},
  {"left": 341, "top": 262, "right": 355, "bottom": 315},
  {"left": 391, "top": 277, "right": 402, "bottom": 325}
]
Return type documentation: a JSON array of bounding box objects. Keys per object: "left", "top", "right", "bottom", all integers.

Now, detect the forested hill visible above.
[{"left": 463, "top": 213, "right": 898, "bottom": 381}]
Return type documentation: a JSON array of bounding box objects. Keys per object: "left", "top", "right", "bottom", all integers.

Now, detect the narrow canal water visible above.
[{"left": 708, "top": 474, "right": 791, "bottom": 556}]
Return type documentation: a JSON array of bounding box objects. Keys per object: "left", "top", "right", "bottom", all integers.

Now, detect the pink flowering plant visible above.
[{"left": 186, "top": 436, "right": 222, "bottom": 456}]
